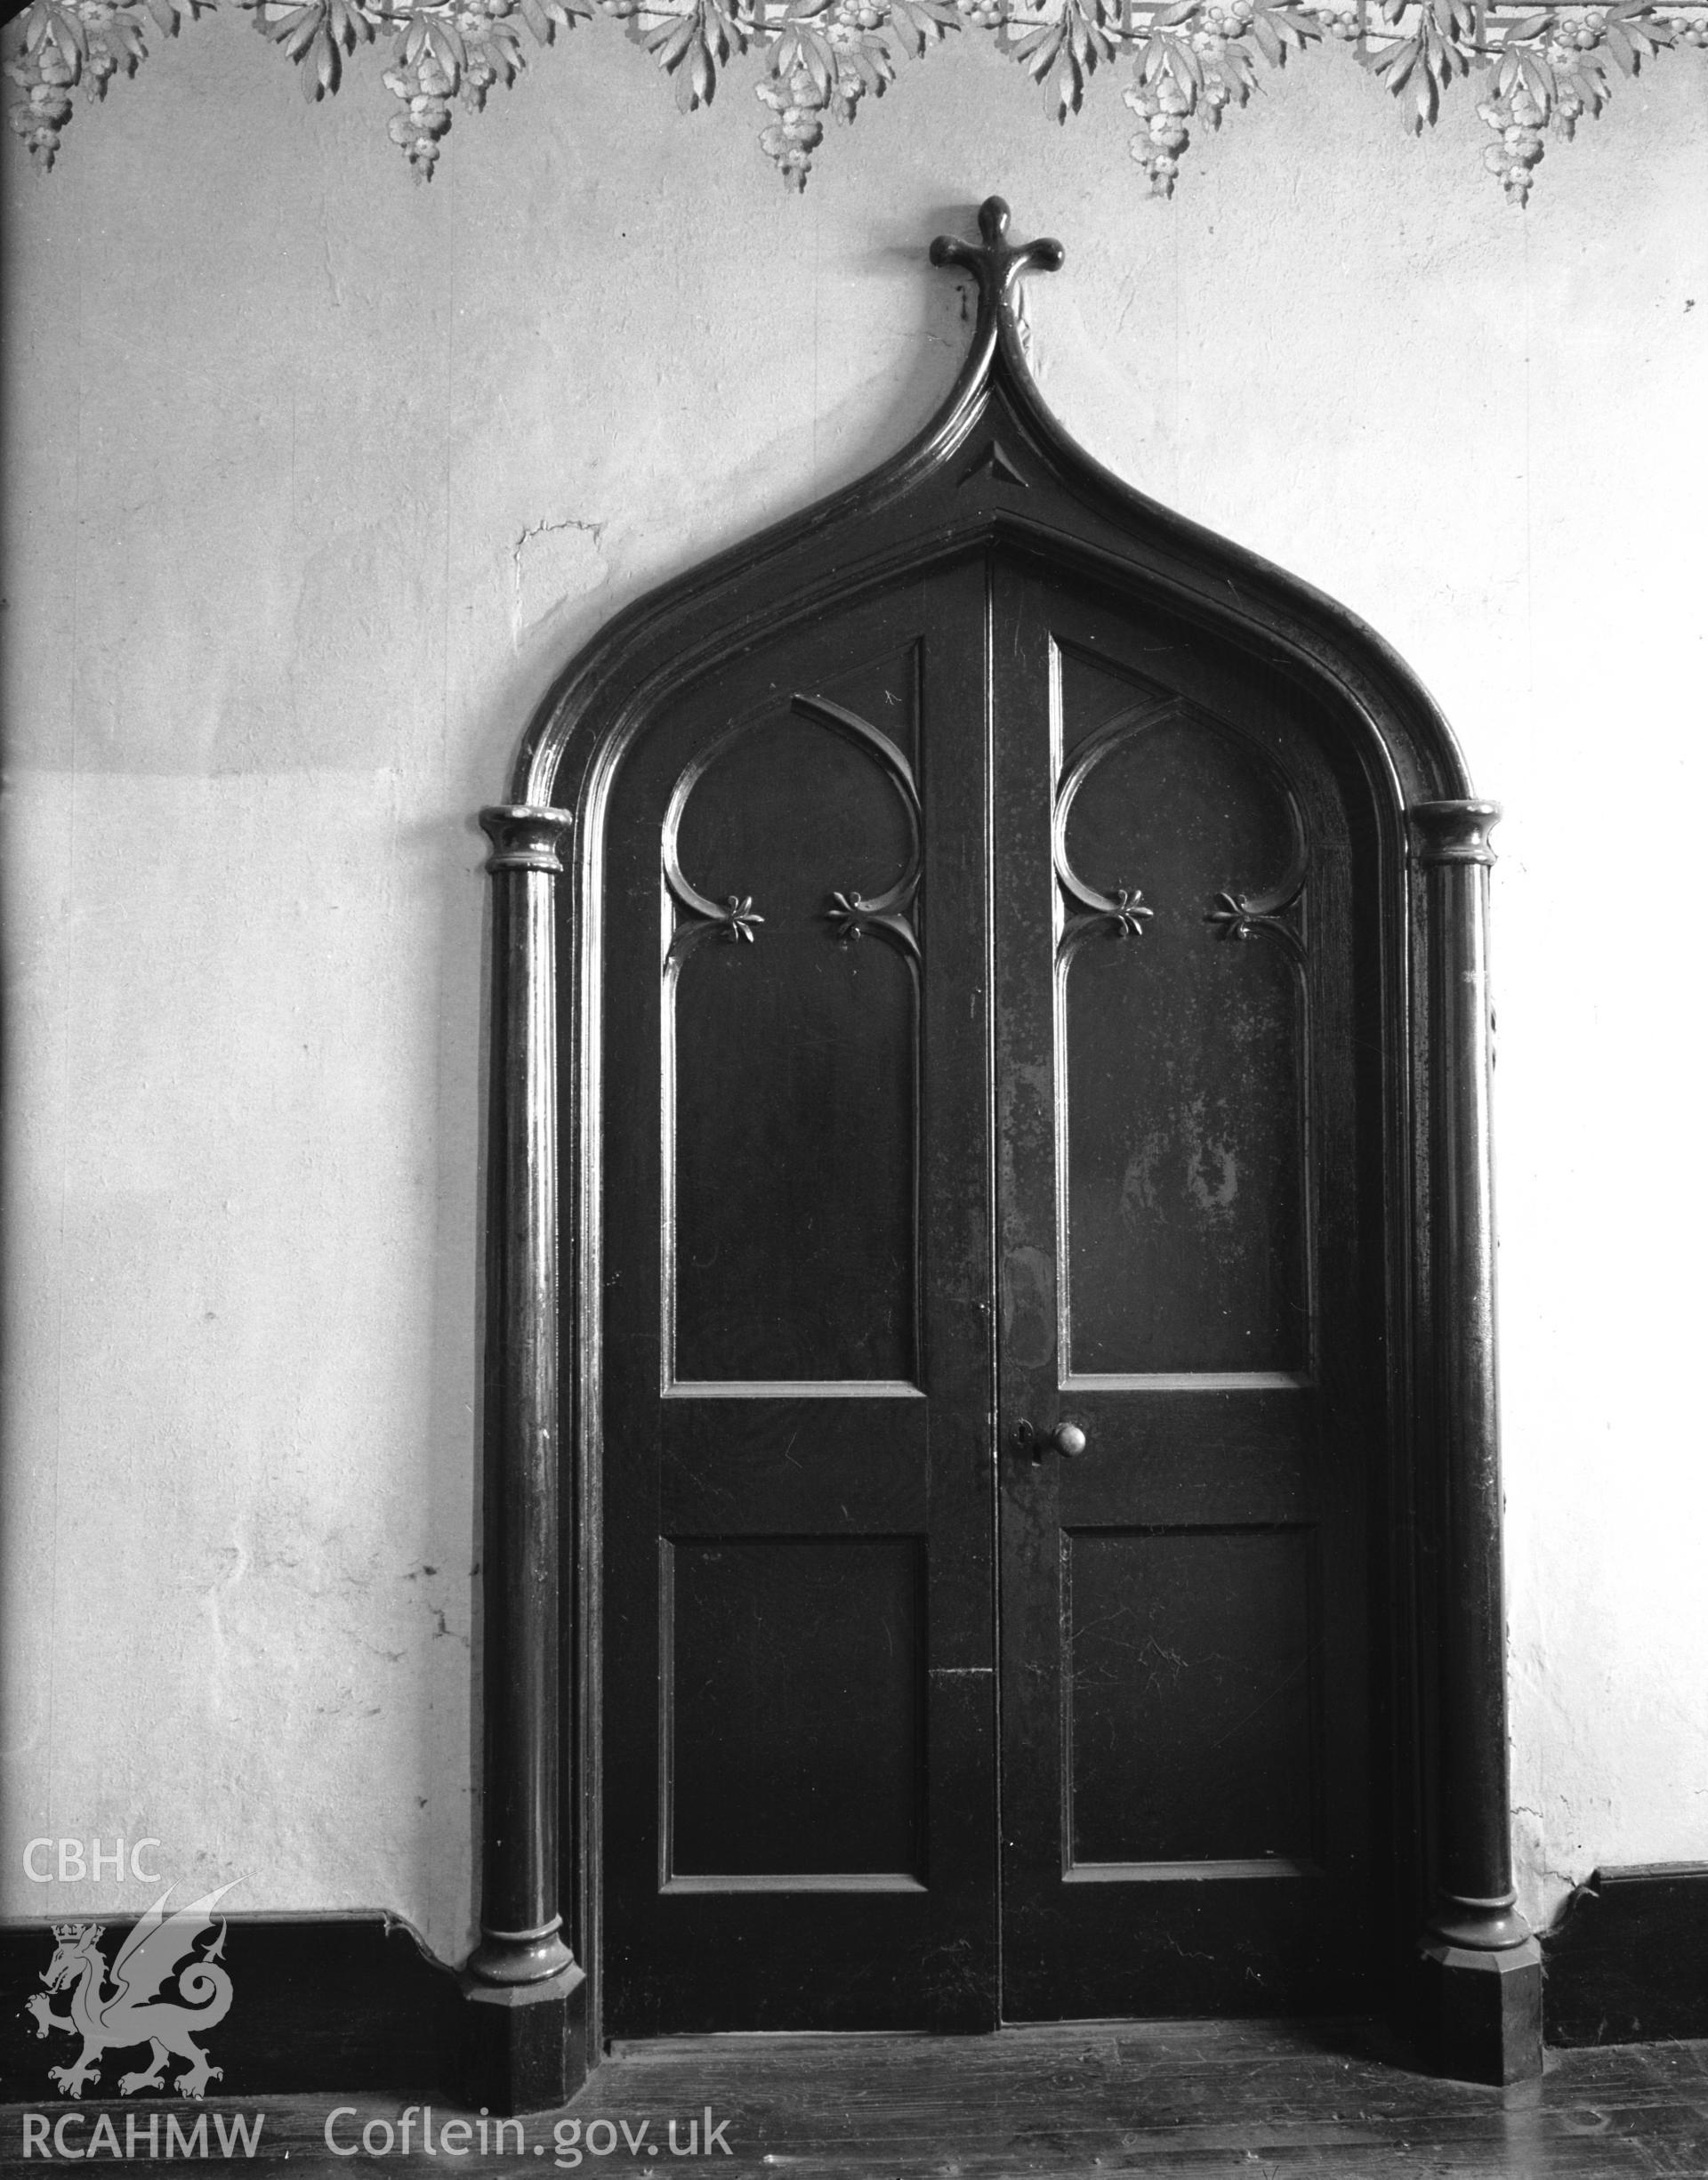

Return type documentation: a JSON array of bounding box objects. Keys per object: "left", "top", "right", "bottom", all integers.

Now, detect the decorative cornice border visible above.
[{"left": 4, "top": 0, "right": 1704, "bottom": 198}]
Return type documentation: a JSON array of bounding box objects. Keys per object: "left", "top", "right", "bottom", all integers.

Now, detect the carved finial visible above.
[{"left": 930, "top": 198, "right": 1065, "bottom": 330}]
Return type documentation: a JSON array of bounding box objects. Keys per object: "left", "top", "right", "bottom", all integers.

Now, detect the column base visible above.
[
  {"left": 458, "top": 1961, "right": 591, "bottom": 2115},
  {"left": 469, "top": 1922, "right": 578, "bottom": 1985},
  {"left": 1419, "top": 1936, "right": 1543, "bottom": 2086}
]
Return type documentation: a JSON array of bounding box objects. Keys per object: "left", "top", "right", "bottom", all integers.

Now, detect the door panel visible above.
[
  {"left": 662, "top": 1535, "right": 927, "bottom": 1883},
  {"left": 1059, "top": 707, "right": 1310, "bottom": 1377},
  {"left": 995, "top": 561, "right": 1381, "bottom": 2019},
  {"left": 600, "top": 567, "right": 1000, "bottom": 2036},
  {"left": 1064, "top": 1524, "right": 1317, "bottom": 1866},
  {"left": 667, "top": 700, "right": 920, "bottom": 1385}
]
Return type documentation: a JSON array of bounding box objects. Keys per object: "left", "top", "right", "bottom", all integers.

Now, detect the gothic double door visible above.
[{"left": 597, "top": 550, "right": 1390, "bottom": 2037}]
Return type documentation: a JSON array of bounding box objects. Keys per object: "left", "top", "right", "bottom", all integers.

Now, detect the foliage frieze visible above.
[{"left": 5, "top": 0, "right": 1704, "bottom": 198}]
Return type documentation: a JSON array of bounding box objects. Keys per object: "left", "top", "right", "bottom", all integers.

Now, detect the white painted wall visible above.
[{"left": 3, "top": 12, "right": 1704, "bottom": 1967}]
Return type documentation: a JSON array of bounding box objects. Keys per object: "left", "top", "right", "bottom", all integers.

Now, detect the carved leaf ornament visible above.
[{"left": 5, "top": 0, "right": 1702, "bottom": 193}]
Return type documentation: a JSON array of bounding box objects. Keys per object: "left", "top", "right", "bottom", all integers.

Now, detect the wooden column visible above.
[
  {"left": 463, "top": 803, "right": 587, "bottom": 2113},
  {"left": 1410, "top": 799, "right": 1543, "bottom": 2086}
]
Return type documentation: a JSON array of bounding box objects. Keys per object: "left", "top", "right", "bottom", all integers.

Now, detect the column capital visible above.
[
  {"left": 1410, "top": 798, "right": 1501, "bottom": 868},
  {"left": 480, "top": 803, "right": 575, "bottom": 876}
]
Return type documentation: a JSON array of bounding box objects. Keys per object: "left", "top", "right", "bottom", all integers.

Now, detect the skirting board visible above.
[
  {"left": 1543, "top": 1863, "right": 1708, "bottom": 2047},
  {"left": 7, "top": 1869, "right": 1702, "bottom": 2098},
  {"left": 2, "top": 1914, "right": 588, "bottom": 2111},
  {"left": 1, "top": 1915, "right": 463, "bottom": 2103}
]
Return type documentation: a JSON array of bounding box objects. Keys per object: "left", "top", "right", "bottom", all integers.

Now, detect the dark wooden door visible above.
[
  {"left": 599, "top": 567, "right": 1002, "bottom": 2036},
  {"left": 992, "top": 563, "right": 1382, "bottom": 2020},
  {"left": 598, "top": 553, "right": 1382, "bottom": 2036}
]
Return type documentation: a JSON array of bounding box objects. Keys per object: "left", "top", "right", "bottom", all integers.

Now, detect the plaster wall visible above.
[{"left": 2, "top": 17, "right": 1704, "bottom": 1968}]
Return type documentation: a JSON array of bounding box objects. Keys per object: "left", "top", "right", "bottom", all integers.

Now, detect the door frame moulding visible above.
[{"left": 464, "top": 198, "right": 1542, "bottom": 2111}]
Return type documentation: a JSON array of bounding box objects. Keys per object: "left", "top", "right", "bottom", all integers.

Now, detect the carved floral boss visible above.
[{"left": 4, "top": 0, "right": 1701, "bottom": 202}]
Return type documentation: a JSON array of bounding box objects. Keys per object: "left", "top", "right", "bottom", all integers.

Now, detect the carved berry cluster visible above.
[
  {"left": 1123, "top": 0, "right": 1317, "bottom": 197},
  {"left": 6, "top": 0, "right": 204, "bottom": 170}
]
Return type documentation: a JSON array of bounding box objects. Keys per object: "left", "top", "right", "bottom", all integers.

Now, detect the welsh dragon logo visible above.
[{"left": 25, "top": 1884, "right": 238, "bottom": 2101}]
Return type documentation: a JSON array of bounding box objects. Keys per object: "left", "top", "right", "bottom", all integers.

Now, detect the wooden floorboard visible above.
[{"left": 5, "top": 2024, "right": 1708, "bottom": 2177}]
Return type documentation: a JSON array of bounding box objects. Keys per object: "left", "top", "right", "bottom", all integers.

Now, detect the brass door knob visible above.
[{"left": 1014, "top": 1419, "right": 1089, "bottom": 1463}]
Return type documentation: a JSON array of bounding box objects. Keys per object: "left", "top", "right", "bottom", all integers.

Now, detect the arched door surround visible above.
[{"left": 465, "top": 200, "right": 1542, "bottom": 2111}]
